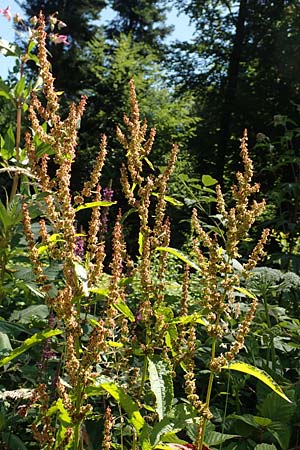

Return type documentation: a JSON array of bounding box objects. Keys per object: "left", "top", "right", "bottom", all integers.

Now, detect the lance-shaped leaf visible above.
[
  {"left": 222, "top": 362, "right": 291, "bottom": 402},
  {"left": 156, "top": 247, "right": 201, "bottom": 272},
  {"left": 101, "top": 382, "right": 145, "bottom": 431},
  {"left": 148, "top": 356, "right": 174, "bottom": 420},
  {"left": 75, "top": 200, "right": 116, "bottom": 212},
  {"left": 0, "top": 329, "right": 62, "bottom": 368}
]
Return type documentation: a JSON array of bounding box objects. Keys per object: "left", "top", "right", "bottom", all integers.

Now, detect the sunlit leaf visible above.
[
  {"left": 101, "top": 382, "right": 145, "bottom": 431},
  {"left": 222, "top": 362, "right": 291, "bottom": 402},
  {"left": 202, "top": 174, "right": 218, "bottom": 186},
  {"left": 75, "top": 200, "right": 116, "bottom": 212},
  {"left": 156, "top": 247, "right": 201, "bottom": 272},
  {"left": 114, "top": 300, "right": 135, "bottom": 322},
  {"left": 148, "top": 356, "right": 174, "bottom": 420},
  {"left": 0, "top": 329, "right": 62, "bottom": 368}
]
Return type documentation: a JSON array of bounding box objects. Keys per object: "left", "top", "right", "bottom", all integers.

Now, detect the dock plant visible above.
[{"left": 0, "top": 11, "right": 293, "bottom": 450}]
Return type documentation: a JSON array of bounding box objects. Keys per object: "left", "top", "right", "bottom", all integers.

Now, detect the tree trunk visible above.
[{"left": 216, "top": 0, "right": 248, "bottom": 185}]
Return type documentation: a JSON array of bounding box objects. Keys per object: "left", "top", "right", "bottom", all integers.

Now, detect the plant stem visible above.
[
  {"left": 197, "top": 337, "right": 217, "bottom": 450},
  {"left": 262, "top": 292, "right": 276, "bottom": 369},
  {"left": 9, "top": 103, "right": 22, "bottom": 203}
]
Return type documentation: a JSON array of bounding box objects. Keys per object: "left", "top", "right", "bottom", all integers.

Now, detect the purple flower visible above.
[
  {"left": 50, "top": 34, "right": 69, "bottom": 45},
  {"left": 75, "top": 236, "right": 85, "bottom": 258}
]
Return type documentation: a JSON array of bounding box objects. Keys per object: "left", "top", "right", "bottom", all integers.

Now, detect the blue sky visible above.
[{"left": 0, "top": 1, "right": 195, "bottom": 79}]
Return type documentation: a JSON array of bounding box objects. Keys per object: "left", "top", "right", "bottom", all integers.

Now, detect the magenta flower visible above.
[
  {"left": 0, "top": 6, "right": 12, "bottom": 21},
  {"left": 51, "top": 34, "right": 69, "bottom": 45}
]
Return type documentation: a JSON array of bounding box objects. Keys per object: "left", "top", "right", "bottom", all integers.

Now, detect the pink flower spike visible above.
[
  {"left": 0, "top": 6, "right": 12, "bottom": 21},
  {"left": 52, "top": 34, "right": 70, "bottom": 45}
]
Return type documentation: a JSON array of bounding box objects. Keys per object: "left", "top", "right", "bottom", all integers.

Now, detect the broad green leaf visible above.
[
  {"left": 268, "top": 421, "right": 291, "bottom": 450},
  {"left": 0, "top": 321, "right": 30, "bottom": 337},
  {"left": 75, "top": 200, "right": 116, "bottom": 212},
  {"left": 114, "top": 300, "right": 135, "bottom": 322},
  {"left": 254, "top": 445, "right": 277, "bottom": 450},
  {"left": 0, "top": 329, "right": 62, "bottom": 367},
  {"left": 204, "top": 429, "right": 240, "bottom": 446},
  {"left": 47, "top": 399, "right": 72, "bottom": 449},
  {"left": 222, "top": 362, "right": 291, "bottom": 402},
  {"left": 259, "top": 390, "right": 296, "bottom": 423},
  {"left": 2, "top": 433, "right": 27, "bottom": 450},
  {"left": 151, "top": 418, "right": 181, "bottom": 446},
  {"left": 10, "top": 304, "right": 48, "bottom": 323},
  {"left": 202, "top": 174, "right": 218, "bottom": 186},
  {"left": 201, "top": 174, "right": 218, "bottom": 187},
  {"left": 148, "top": 356, "right": 174, "bottom": 420},
  {"left": 156, "top": 247, "right": 201, "bottom": 272},
  {"left": 0, "top": 332, "right": 12, "bottom": 352},
  {"left": 101, "top": 382, "right": 145, "bottom": 431}
]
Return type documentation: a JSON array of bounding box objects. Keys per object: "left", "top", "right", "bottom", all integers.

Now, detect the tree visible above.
[
  {"left": 107, "top": 0, "right": 173, "bottom": 52},
  {"left": 18, "top": 0, "right": 107, "bottom": 97},
  {"left": 173, "top": 0, "right": 300, "bottom": 185}
]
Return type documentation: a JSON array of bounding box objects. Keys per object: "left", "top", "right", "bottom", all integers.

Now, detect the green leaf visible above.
[
  {"left": 24, "top": 282, "right": 45, "bottom": 298},
  {"left": 171, "top": 313, "right": 205, "bottom": 326},
  {"left": 100, "top": 382, "right": 145, "bottom": 431},
  {"left": 0, "top": 79, "right": 11, "bottom": 100},
  {"left": 0, "top": 329, "right": 62, "bottom": 367},
  {"left": 47, "top": 399, "right": 72, "bottom": 449},
  {"left": 148, "top": 356, "right": 174, "bottom": 420},
  {"left": 0, "top": 332, "right": 12, "bottom": 353},
  {"left": 156, "top": 247, "right": 201, "bottom": 272},
  {"left": 259, "top": 390, "right": 296, "bottom": 423},
  {"left": 144, "top": 156, "right": 154, "bottom": 171},
  {"left": 10, "top": 304, "right": 48, "bottom": 323},
  {"left": 14, "top": 76, "right": 26, "bottom": 98},
  {"left": 234, "top": 286, "right": 257, "bottom": 299},
  {"left": 254, "top": 445, "right": 277, "bottom": 450},
  {"left": 75, "top": 200, "right": 116, "bottom": 212},
  {"left": 107, "top": 340, "right": 123, "bottom": 347},
  {"left": 114, "top": 300, "right": 135, "bottom": 322},
  {"left": 152, "top": 192, "right": 183, "bottom": 207},
  {"left": 2, "top": 433, "right": 28, "bottom": 450},
  {"left": 222, "top": 362, "right": 292, "bottom": 402},
  {"left": 139, "top": 231, "right": 144, "bottom": 255},
  {"left": 268, "top": 421, "right": 291, "bottom": 450},
  {"left": 202, "top": 174, "right": 218, "bottom": 186},
  {"left": 3, "top": 125, "right": 15, "bottom": 159},
  {"left": 204, "top": 429, "right": 240, "bottom": 446}
]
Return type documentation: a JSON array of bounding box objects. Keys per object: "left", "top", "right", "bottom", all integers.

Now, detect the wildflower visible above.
[
  {"left": 13, "top": 13, "right": 23, "bottom": 24},
  {"left": 75, "top": 236, "right": 85, "bottom": 258},
  {"left": 58, "top": 20, "right": 67, "bottom": 30},
  {"left": 50, "top": 33, "right": 69, "bottom": 45},
  {"left": 0, "top": 6, "right": 11, "bottom": 21}
]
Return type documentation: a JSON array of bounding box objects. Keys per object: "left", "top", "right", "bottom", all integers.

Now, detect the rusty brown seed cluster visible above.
[{"left": 21, "top": 12, "right": 269, "bottom": 449}]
